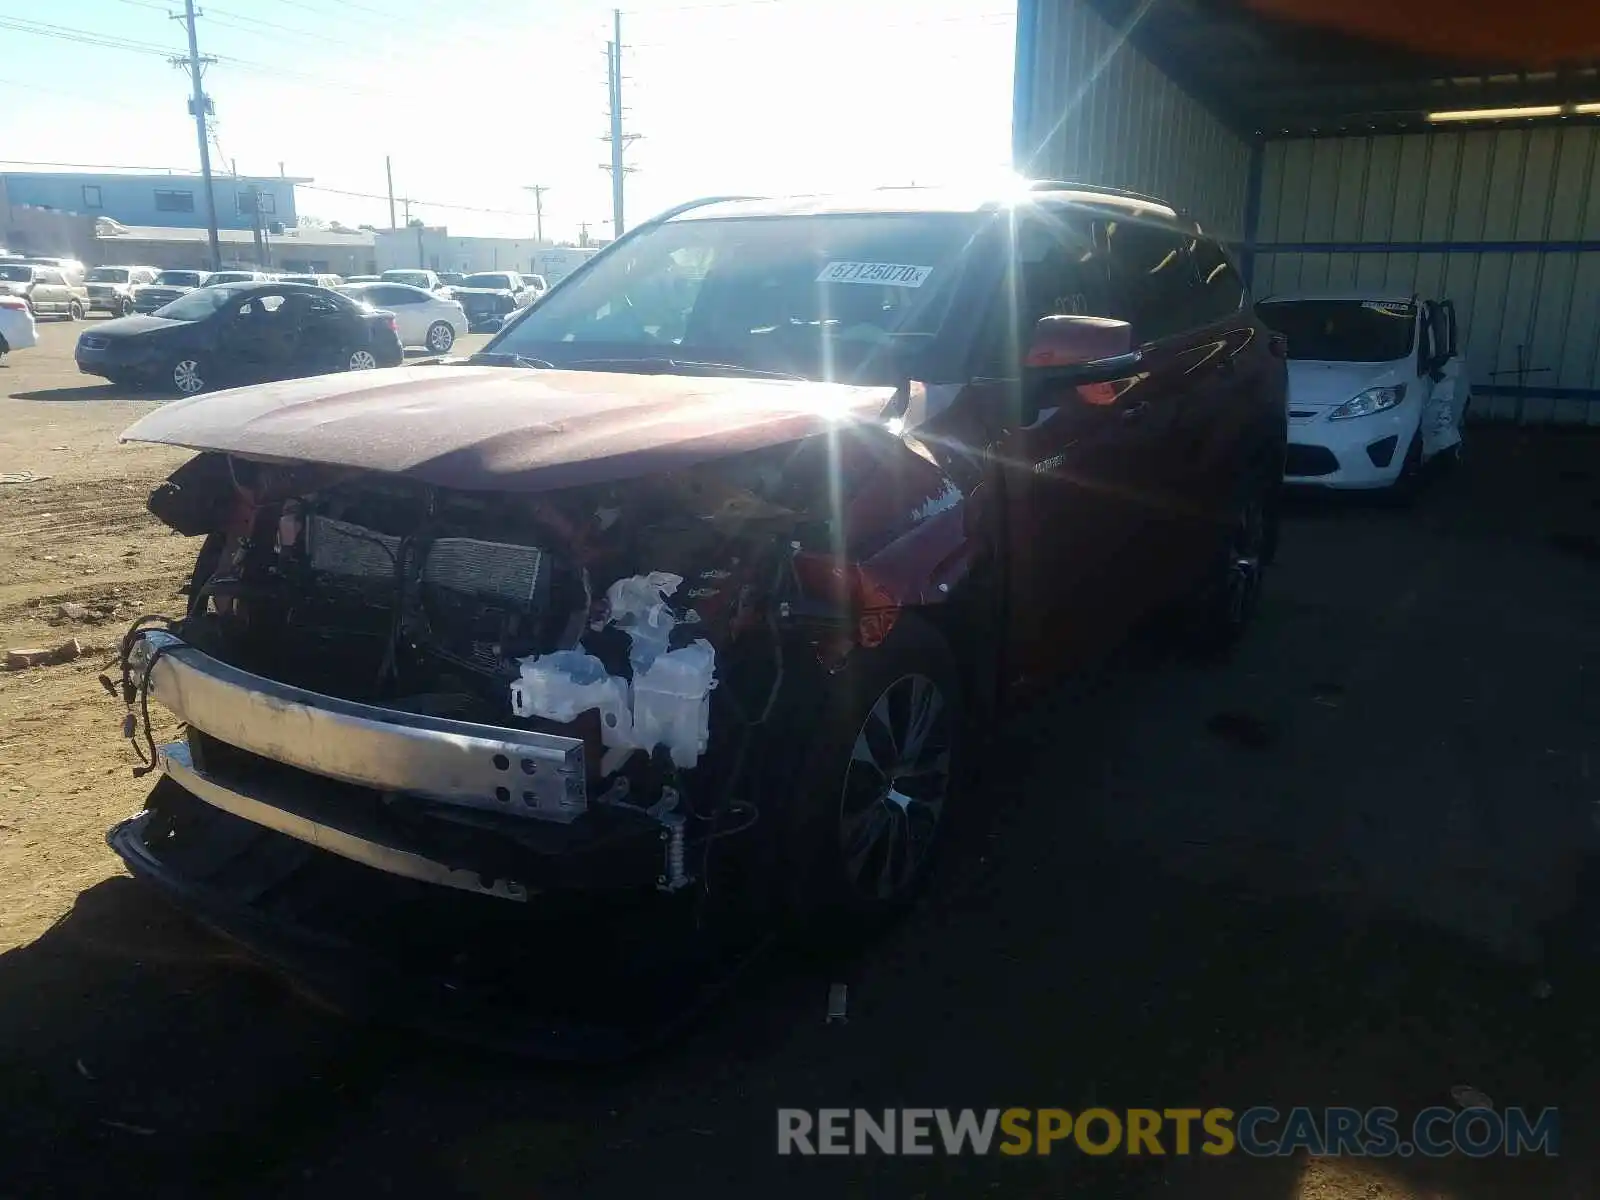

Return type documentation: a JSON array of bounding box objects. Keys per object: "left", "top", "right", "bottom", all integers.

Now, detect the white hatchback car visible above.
[
  {"left": 1256, "top": 292, "right": 1469, "bottom": 490},
  {"left": 338, "top": 281, "right": 468, "bottom": 353},
  {"left": 0, "top": 293, "right": 38, "bottom": 360}
]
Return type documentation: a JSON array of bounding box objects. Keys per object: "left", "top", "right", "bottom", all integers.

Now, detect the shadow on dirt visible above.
[{"left": 9, "top": 385, "right": 160, "bottom": 403}]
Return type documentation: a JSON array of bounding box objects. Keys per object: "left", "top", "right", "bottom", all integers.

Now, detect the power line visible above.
[
  {"left": 203, "top": 7, "right": 350, "bottom": 48},
  {"left": 273, "top": 0, "right": 393, "bottom": 24},
  {"left": 298, "top": 183, "right": 542, "bottom": 218},
  {"left": 0, "top": 16, "right": 174, "bottom": 57}
]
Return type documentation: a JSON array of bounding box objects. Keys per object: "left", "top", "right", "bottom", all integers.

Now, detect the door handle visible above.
[{"left": 1120, "top": 400, "right": 1150, "bottom": 422}]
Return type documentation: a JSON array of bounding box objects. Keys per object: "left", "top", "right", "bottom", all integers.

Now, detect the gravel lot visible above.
[{"left": 2, "top": 316, "right": 1598, "bottom": 1198}]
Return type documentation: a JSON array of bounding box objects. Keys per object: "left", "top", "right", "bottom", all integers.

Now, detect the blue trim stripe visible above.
[
  {"left": 1253, "top": 239, "right": 1600, "bottom": 255},
  {"left": 1474, "top": 384, "right": 1600, "bottom": 402}
]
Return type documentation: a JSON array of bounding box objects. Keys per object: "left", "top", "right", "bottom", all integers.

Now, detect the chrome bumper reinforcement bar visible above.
[{"left": 131, "top": 629, "right": 588, "bottom": 821}]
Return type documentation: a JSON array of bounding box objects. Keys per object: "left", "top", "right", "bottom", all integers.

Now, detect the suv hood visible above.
[
  {"left": 121, "top": 365, "right": 899, "bottom": 492},
  {"left": 1286, "top": 360, "right": 1409, "bottom": 409}
]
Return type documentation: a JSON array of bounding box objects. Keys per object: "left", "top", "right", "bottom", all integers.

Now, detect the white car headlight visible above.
[{"left": 1328, "top": 384, "right": 1406, "bottom": 420}]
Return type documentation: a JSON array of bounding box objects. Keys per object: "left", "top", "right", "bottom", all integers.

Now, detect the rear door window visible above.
[{"left": 1189, "top": 238, "right": 1246, "bottom": 323}]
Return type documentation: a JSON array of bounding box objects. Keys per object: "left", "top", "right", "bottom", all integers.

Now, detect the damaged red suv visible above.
[{"left": 109, "top": 184, "right": 1286, "bottom": 1037}]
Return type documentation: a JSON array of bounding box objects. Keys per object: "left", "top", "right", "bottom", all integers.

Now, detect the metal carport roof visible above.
[{"left": 1080, "top": 0, "right": 1600, "bottom": 137}]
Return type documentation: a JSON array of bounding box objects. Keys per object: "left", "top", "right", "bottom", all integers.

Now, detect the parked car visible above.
[
  {"left": 85, "top": 265, "right": 161, "bottom": 317},
  {"left": 133, "top": 269, "right": 211, "bottom": 314},
  {"left": 75, "top": 280, "right": 403, "bottom": 394},
  {"left": 0, "top": 293, "right": 38, "bottom": 360},
  {"left": 16, "top": 255, "right": 87, "bottom": 284},
  {"left": 0, "top": 262, "right": 87, "bottom": 319},
  {"left": 203, "top": 270, "right": 272, "bottom": 286},
  {"left": 337, "top": 281, "right": 467, "bottom": 353},
  {"left": 105, "top": 185, "right": 1285, "bottom": 1043},
  {"left": 278, "top": 273, "right": 344, "bottom": 287},
  {"left": 449, "top": 270, "right": 540, "bottom": 331},
  {"left": 380, "top": 268, "right": 445, "bottom": 292},
  {"left": 1255, "top": 291, "right": 1467, "bottom": 493}
]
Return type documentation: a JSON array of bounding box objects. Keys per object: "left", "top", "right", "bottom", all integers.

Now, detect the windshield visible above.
[
  {"left": 154, "top": 287, "right": 238, "bottom": 321},
  {"left": 384, "top": 272, "right": 429, "bottom": 286},
  {"left": 1256, "top": 299, "right": 1417, "bottom": 362},
  {"left": 464, "top": 273, "right": 513, "bottom": 289},
  {"left": 154, "top": 271, "right": 203, "bottom": 286},
  {"left": 88, "top": 268, "right": 130, "bottom": 283},
  {"left": 206, "top": 273, "right": 257, "bottom": 285},
  {"left": 0, "top": 265, "right": 32, "bottom": 282},
  {"left": 490, "top": 212, "right": 981, "bottom": 383}
]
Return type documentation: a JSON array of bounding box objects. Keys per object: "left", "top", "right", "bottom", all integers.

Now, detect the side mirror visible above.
[
  {"left": 1024, "top": 314, "right": 1134, "bottom": 369},
  {"left": 1020, "top": 316, "right": 1139, "bottom": 423}
]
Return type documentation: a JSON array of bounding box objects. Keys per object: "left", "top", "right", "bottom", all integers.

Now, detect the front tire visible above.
[
  {"left": 1179, "top": 478, "right": 1269, "bottom": 658},
  {"left": 68, "top": 301, "right": 84, "bottom": 321},
  {"left": 425, "top": 321, "right": 455, "bottom": 353},
  {"left": 118, "top": 296, "right": 134, "bottom": 317},
  {"left": 1384, "top": 431, "right": 1424, "bottom": 508},
  {"left": 777, "top": 614, "right": 962, "bottom": 923}
]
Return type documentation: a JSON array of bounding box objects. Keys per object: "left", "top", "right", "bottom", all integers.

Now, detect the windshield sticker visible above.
[
  {"left": 816, "top": 261, "right": 932, "bottom": 287},
  {"left": 1362, "top": 301, "right": 1414, "bottom": 315}
]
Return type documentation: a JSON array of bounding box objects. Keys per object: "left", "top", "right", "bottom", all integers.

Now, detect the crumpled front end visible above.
[{"left": 106, "top": 397, "right": 983, "bottom": 1044}]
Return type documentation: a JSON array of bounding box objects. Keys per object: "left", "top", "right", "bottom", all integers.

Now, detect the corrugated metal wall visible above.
[
  {"left": 1254, "top": 127, "right": 1600, "bottom": 424},
  {"left": 1013, "top": 0, "right": 1252, "bottom": 238}
]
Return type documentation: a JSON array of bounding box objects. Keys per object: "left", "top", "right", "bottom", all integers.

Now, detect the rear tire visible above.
[
  {"left": 775, "top": 613, "right": 963, "bottom": 925},
  {"left": 425, "top": 321, "right": 455, "bottom": 353},
  {"left": 68, "top": 300, "right": 84, "bottom": 321}
]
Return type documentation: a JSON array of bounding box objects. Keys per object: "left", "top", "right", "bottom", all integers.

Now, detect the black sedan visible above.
[{"left": 75, "top": 281, "right": 404, "bottom": 394}]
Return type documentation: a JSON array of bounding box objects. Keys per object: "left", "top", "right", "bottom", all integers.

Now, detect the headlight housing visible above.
[{"left": 1329, "top": 384, "right": 1406, "bottom": 420}]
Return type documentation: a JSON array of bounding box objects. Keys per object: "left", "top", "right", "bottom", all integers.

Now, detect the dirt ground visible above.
[{"left": 2, "top": 318, "right": 1599, "bottom": 1199}]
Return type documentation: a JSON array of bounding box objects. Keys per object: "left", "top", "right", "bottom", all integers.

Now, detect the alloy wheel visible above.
[
  {"left": 427, "top": 322, "right": 455, "bottom": 352},
  {"left": 173, "top": 359, "right": 204, "bottom": 394},
  {"left": 837, "top": 672, "right": 951, "bottom": 901},
  {"left": 348, "top": 349, "right": 378, "bottom": 370},
  {"left": 1224, "top": 496, "right": 1265, "bottom": 628}
]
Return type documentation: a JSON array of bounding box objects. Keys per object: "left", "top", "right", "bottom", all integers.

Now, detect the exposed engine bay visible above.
[{"left": 120, "top": 417, "right": 973, "bottom": 903}]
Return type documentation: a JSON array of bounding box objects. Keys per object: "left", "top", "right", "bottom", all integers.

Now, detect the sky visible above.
[{"left": 0, "top": 0, "right": 1017, "bottom": 243}]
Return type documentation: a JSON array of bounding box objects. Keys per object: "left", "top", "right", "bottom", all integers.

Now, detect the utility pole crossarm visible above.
[{"left": 524, "top": 184, "right": 549, "bottom": 244}]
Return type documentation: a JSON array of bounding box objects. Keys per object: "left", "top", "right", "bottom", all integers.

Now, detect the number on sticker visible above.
[{"left": 816, "top": 261, "right": 933, "bottom": 288}]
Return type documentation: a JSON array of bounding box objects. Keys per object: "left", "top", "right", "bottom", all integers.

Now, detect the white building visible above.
[{"left": 374, "top": 227, "right": 598, "bottom": 281}]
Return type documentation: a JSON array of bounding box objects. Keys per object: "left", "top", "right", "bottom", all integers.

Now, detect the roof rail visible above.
[
  {"left": 648, "top": 194, "right": 762, "bottom": 224},
  {"left": 1027, "top": 179, "right": 1176, "bottom": 209}
]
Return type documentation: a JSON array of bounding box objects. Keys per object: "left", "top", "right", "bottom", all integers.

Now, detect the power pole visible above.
[
  {"left": 172, "top": 0, "right": 221, "bottom": 270},
  {"left": 385, "top": 156, "right": 397, "bottom": 229},
  {"left": 602, "top": 9, "right": 639, "bottom": 239},
  {"left": 523, "top": 184, "right": 549, "bottom": 244},
  {"left": 247, "top": 184, "right": 265, "bottom": 267}
]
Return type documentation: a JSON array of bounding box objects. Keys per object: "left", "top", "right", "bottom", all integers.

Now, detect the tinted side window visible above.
[
  {"left": 1190, "top": 238, "right": 1245, "bottom": 323},
  {"left": 974, "top": 216, "right": 1116, "bottom": 376},
  {"left": 1102, "top": 219, "right": 1193, "bottom": 342}
]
